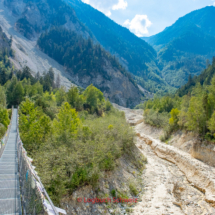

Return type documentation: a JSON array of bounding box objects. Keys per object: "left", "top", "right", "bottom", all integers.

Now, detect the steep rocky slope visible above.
[
  {"left": 0, "top": 0, "right": 142, "bottom": 107},
  {"left": 4, "top": 0, "right": 91, "bottom": 40}
]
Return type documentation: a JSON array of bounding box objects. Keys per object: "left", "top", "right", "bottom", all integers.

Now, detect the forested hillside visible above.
[
  {"left": 143, "top": 6, "right": 215, "bottom": 88},
  {"left": 177, "top": 57, "right": 215, "bottom": 96},
  {"left": 141, "top": 57, "right": 215, "bottom": 142},
  {"left": 37, "top": 27, "right": 142, "bottom": 107},
  {"left": 64, "top": 0, "right": 168, "bottom": 93}
]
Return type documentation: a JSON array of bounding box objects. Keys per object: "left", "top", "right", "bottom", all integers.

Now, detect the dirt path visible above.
[{"left": 114, "top": 104, "right": 215, "bottom": 215}]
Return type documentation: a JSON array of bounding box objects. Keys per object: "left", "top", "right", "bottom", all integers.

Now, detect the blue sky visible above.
[{"left": 82, "top": 0, "right": 215, "bottom": 37}]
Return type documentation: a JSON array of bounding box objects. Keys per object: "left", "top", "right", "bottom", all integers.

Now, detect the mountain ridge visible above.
[{"left": 142, "top": 6, "right": 215, "bottom": 88}]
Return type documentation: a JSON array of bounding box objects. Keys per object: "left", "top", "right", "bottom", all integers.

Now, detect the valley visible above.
[{"left": 0, "top": 0, "right": 215, "bottom": 214}]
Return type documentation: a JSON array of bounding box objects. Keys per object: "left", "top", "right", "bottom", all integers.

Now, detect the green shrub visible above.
[
  {"left": 134, "top": 103, "right": 145, "bottom": 109},
  {"left": 129, "top": 182, "right": 138, "bottom": 196},
  {"left": 0, "top": 123, "right": 6, "bottom": 139},
  {"left": 117, "top": 190, "right": 129, "bottom": 200},
  {"left": 160, "top": 125, "right": 174, "bottom": 142},
  {"left": 69, "top": 168, "right": 89, "bottom": 190},
  {"left": 111, "top": 189, "right": 116, "bottom": 197},
  {"left": 31, "top": 108, "right": 135, "bottom": 205},
  {"left": 144, "top": 109, "right": 170, "bottom": 128},
  {"left": 7, "top": 109, "right": 12, "bottom": 119},
  {"left": 0, "top": 107, "right": 10, "bottom": 128}
]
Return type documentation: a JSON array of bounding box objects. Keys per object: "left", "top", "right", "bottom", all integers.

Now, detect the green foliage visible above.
[
  {"left": 13, "top": 77, "right": 138, "bottom": 206},
  {"left": 0, "top": 107, "right": 10, "bottom": 128},
  {"left": 37, "top": 27, "right": 137, "bottom": 87},
  {"left": 0, "top": 86, "right": 7, "bottom": 108},
  {"left": 142, "top": 58, "right": 215, "bottom": 141},
  {"left": 26, "top": 106, "right": 136, "bottom": 205},
  {"left": 53, "top": 102, "right": 80, "bottom": 139},
  {"left": 19, "top": 99, "right": 51, "bottom": 152},
  {"left": 144, "top": 109, "right": 170, "bottom": 128},
  {"left": 129, "top": 182, "right": 138, "bottom": 196},
  {"left": 134, "top": 103, "right": 145, "bottom": 110},
  {"left": 208, "top": 112, "right": 215, "bottom": 137},
  {"left": 160, "top": 125, "right": 174, "bottom": 142},
  {"left": 67, "top": 87, "right": 83, "bottom": 111},
  {"left": 0, "top": 123, "right": 6, "bottom": 139},
  {"left": 55, "top": 87, "right": 67, "bottom": 106},
  {"left": 169, "top": 108, "right": 180, "bottom": 128},
  {"left": 111, "top": 189, "right": 116, "bottom": 198},
  {"left": 83, "top": 84, "right": 104, "bottom": 113},
  {"left": 177, "top": 56, "right": 215, "bottom": 97},
  {"left": 143, "top": 95, "right": 180, "bottom": 113}
]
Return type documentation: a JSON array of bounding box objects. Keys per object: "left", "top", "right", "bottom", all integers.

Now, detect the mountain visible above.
[
  {"left": 63, "top": 0, "right": 171, "bottom": 93},
  {"left": 37, "top": 27, "right": 142, "bottom": 107},
  {"left": 142, "top": 6, "right": 215, "bottom": 88},
  {"left": 1, "top": 0, "right": 144, "bottom": 107}
]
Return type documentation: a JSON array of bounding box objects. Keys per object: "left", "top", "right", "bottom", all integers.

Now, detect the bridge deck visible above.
[{"left": 0, "top": 109, "right": 22, "bottom": 215}]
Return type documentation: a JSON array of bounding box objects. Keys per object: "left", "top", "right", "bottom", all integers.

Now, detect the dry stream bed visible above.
[{"left": 114, "top": 104, "right": 215, "bottom": 215}]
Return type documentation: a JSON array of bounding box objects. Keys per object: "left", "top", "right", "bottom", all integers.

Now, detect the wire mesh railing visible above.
[
  {"left": 16, "top": 109, "right": 66, "bottom": 215},
  {"left": 0, "top": 106, "right": 14, "bottom": 158}
]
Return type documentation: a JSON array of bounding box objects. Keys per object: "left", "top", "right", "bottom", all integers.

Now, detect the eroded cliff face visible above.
[{"left": 4, "top": 0, "right": 90, "bottom": 40}]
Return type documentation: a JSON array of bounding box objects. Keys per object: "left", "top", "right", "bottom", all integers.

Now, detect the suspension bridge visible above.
[{"left": 0, "top": 108, "right": 66, "bottom": 215}]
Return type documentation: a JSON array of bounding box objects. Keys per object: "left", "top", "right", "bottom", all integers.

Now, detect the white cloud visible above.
[
  {"left": 106, "top": 11, "right": 112, "bottom": 17},
  {"left": 112, "top": 0, "right": 128, "bottom": 10},
  {"left": 209, "top": 0, "right": 215, "bottom": 6},
  {"left": 81, "top": 0, "right": 127, "bottom": 17},
  {"left": 123, "top": 15, "right": 152, "bottom": 37}
]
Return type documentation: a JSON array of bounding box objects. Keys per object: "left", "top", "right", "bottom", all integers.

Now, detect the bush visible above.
[
  {"left": 0, "top": 107, "right": 10, "bottom": 128},
  {"left": 0, "top": 123, "right": 6, "bottom": 139},
  {"left": 160, "top": 125, "right": 174, "bottom": 142},
  {"left": 111, "top": 189, "right": 116, "bottom": 197},
  {"left": 32, "top": 108, "right": 135, "bottom": 205},
  {"left": 134, "top": 103, "right": 145, "bottom": 109},
  {"left": 144, "top": 109, "right": 170, "bottom": 128},
  {"left": 129, "top": 182, "right": 138, "bottom": 196},
  {"left": 7, "top": 109, "right": 12, "bottom": 119}
]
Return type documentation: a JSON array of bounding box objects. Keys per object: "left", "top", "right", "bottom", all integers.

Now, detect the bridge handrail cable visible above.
[{"left": 16, "top": 108, "right": 66, "bottom": 215}]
